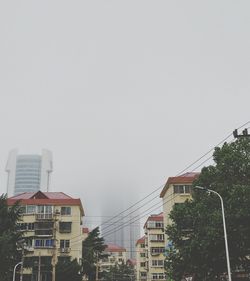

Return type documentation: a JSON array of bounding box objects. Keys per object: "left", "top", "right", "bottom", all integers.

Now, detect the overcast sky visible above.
[{"left": 0, "top": 1, "right": 249, "bottom": 228}]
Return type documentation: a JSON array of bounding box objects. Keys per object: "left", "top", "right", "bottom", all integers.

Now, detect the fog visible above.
[{"left": 0, "top": 1, "right": 250, "bottom": 234}]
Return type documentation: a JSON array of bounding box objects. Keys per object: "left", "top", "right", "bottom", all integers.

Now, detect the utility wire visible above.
[{"left": 98, "top": 121, "right": 249, "bottom": 237}]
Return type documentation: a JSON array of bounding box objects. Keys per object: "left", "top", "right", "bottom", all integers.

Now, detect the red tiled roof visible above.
[
  {"left": 160, "top": 172, "right": 199, "bottom": 198},
  {"left": 136, "top": 235, "right": 146, "bottom": 245},
  {"left": 127, "top": 259, "right": 136, "bottom": 266},
  {"left": 82, "top": 227, "right": 89, "bottom": 234},
  {"left": 104, "top": 243, "right": 126, "bottom": 253},
  {"left": 143, "top": 212, "right": 163, "bottom": 228},
  {"left": 7, "top": 191, "right": 84, "bottom": 216}
]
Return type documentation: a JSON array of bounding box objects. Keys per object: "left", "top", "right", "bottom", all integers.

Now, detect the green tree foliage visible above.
[
  {"left": 0, "top": 194, "right": 23, "bottom": 281},
  {"left": 56, "top": 258, "right": 82, "bottom": 281},
  {"left": 165, "top": 137, "right": 250, "bottom": 281},
  {"left": 82, "top": 227, "right": 106, "bottom": 281},
  {"left": 102, "top": 262, "right": 135, "bottom": 281}
]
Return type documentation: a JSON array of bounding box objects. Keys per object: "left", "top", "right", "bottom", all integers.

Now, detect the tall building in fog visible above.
[
  {"left": 102, "top": 213, "right": 140, "bottom": 259},
  {"left": 6, "top": 149, "right": 53, "bottom": 197}
]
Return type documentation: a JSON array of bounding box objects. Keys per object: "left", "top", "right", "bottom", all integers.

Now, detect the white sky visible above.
[{"left": 0, "top": 1, "right": 249, "bottom": 228}]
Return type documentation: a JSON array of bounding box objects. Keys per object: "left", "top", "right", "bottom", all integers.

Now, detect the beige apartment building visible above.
[
  {"left": 144, "top": 213, "right": 165, "bottom": 281},
  {"left": 160, "top": 172, "right": 199, "bottom": 234},
  {"left": 135, "top": 236, "right": 147, "bottom": 281},
  {"left": 99, "top": 243, "right": 127, "bottom": 273},
  {"left": 7, "top": 191, "right": 84, "bottom": 281}
]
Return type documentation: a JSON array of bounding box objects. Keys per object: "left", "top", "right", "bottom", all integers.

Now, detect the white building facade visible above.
[{"left": 6, "top": 149, "right": 53, "bottom": 196}]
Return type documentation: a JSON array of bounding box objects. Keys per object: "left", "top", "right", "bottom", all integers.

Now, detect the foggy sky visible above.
[{"left": 0, "top": 1, "right": 250, "bottom": 230}]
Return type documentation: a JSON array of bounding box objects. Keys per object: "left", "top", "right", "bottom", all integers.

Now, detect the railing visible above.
[
  {"left": 36, "top": 213, "right": 53, "bottom": 220},
  {"left": 35, "top": 229, "right": 53, "bottom": 236}
]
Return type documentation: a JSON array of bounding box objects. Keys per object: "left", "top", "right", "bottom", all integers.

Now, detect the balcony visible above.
[
  {"left": 36, "top": 213, "right": 53, "bottom": 220},
  {"left": 151, "top": 252, "right": 160, "bottom": 256},
  {"left": 35, "top": 229, "right": 53, "bottom": 236}
]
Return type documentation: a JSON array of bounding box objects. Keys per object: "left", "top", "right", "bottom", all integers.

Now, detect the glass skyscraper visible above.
[{"left": 6, "top": 149, "right": 53, "bottom": 196}]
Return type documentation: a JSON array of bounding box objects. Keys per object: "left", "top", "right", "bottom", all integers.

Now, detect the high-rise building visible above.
[{"left": 6, "top": 149, "right": 53, "bottom": 196}]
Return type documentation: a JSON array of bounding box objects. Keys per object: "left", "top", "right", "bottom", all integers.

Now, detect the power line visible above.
[{"left": 98, "top": 122, "right": 249, "bottom": 238}]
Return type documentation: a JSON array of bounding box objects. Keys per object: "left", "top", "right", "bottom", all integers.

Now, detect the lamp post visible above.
[
  {"left": 194, "top": 186, "right": 232, "bottom": 281},
  {"left": 13, "top": 262, "right": 22, "bottom": 281}
]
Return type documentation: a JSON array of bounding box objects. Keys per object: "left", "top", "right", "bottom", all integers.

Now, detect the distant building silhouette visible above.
[{"left": 6, "top": 149, "right": 53, "bottom": 196}]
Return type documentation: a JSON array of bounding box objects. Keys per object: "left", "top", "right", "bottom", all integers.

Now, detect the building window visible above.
[
  {"left": 18, "top": 223, "right": 34, "bottom": 231},
  {"left": 151, "top": 247, "right": 165, "bottom": 254},
  {"left": 173, "top": 185, "right": 192, "bottom": 194},
  {"left": 58, "top": 256, "right": 71, "bottom": 264},
  {"left": 147, "top": 221, "right": 164, "bottom": 229},
  {"left": 60, "top": 239, "right": 70, "bottom": 249},
  {"left": 37, "top": 205, "right": 53, "bottom": 214},
  {"left": 140, "top": 253, "right": 146, "bottom": 257},
  {"left": 35, "top": 239, "right": 54, "bottom": 248},
  {"left": 152, "top": 273, "right": 165, "bottom": 280},
  {"left": 140, "top": 272, "right": 147, "bottom": 277},
  {"left": 59, "top": 222, "right": 72, "bottom": 233},
  {"left": 149, "top": 234, "right": 164, "bottom": 242},
  {"left": 26, "top": 205, "right": 36, "bottom": 214},
  {"left": 152, "top": 260, "right": 164, "bottom": 267},
  {"left": 140, "top": 262, "right": 146, "bottom": 267},
  {"left": 140, "top": 243, "right": 145, "bottom": 248},
  {"left": 61, "top": 207, "right": 71, "bottom": 216}
]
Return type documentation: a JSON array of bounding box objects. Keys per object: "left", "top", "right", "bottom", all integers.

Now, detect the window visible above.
[
  {"left": 26, "top": 205, "right": 36, "bottom": 214},
  {"left": 147, "top": 221, "right": 164, "bottom": 229},
  {"left": 61, "top": 207, "right": 71, "bottom": 216},
  {"left": 151, "top": 247, "right": 165, "bottom": 254},
  {"left": 35, "top": 239, "right": 54, "bottom": 248},
  {"left": 140, "top": 243, "right": 145, "bottom": 248},
  {"left": 149, "top": 234, "right": 164, "bottom": 242},
  {"left": 140, "top": 272, "right": 147, "bottom": 277},
  {"left": 59, "top": 222, "right": 72, "bottom": 233},
  {"left": 140, "top": 253, "right": 146, "bottom": 257},
  {"left": 152, "top": 260, "right": 164, "bottom": 267},
  {"left": 152, "top": 273, "right": 165, "bottom": 280},
  {"left": 173, "top": 185, "right": 192, "bottom": 194},
  {"left": 18, "top": 223, "right": 34, "bottom": 231},
  {"left": 37, "top": 205, "right": 52, "bottom": 214},
  {"left": 140, "top": 262, "right": 146, "bottom": 267},
  {"left": 118, "top": 258, "right": 123, "bottom": 263},
  {"left": 60, "top": 239, "right": 70, "bottom": 248},
  {"left": 58, "top": 256, "right": 71, "bottom": 264}
]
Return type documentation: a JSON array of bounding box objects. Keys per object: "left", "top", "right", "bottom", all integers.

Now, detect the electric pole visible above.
[
  {"left": 52, "top": 210, "right": 58, "bottom": 281},
  {"left": 38, "top": 252, "right": 41, "bottom": 281}
]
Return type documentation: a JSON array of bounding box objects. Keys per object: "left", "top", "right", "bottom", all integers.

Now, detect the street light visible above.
[
  {"left": 194, "top": 186, "right": 232, "bottom": 281},
  {"left": 13, "top": 262, "right": 22, "bottom": 281}
]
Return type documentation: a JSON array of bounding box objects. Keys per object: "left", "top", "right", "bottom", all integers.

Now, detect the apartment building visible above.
[
  {"left": 143, "top": 213, "right": 165, "bottom": 281},
  {"left": 7, "top": 191, "right": 84, "bottom": 281},
  {"left": 99, "top": 243, "right": 127, "bottom": 272},
  {"left": 160, "top": 172, "right": 199, "bottom": 237},
  {"left": 135, "top": 236, "right": 147, "bottom": 281}
]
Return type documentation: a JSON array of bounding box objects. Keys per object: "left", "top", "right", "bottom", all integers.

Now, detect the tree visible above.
[
  {"left": 165, "top": 137, "right": 250, "bottom": 281},
  {"left": 56, "top": 258, "right": 82, "bottom": 281},
  {"left": 102, "top": 262, "right": 135, "bottom": 281},
  {"left": 82, "top": 227, "right": 106, "bottom": 281},
  {"left": 0, "top": 194, "right": 23, "bottom": 281}
]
